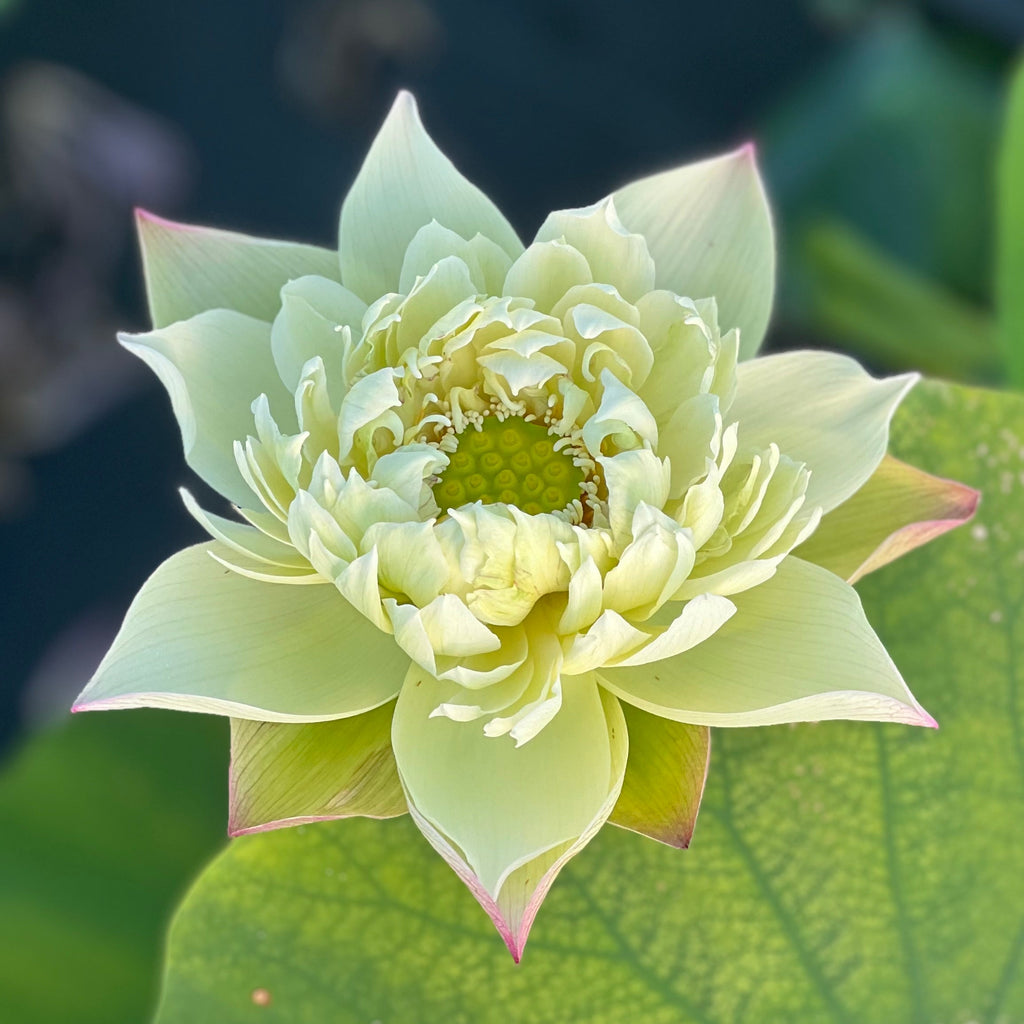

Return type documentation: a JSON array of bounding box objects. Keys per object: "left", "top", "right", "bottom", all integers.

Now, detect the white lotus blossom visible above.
[{"left": 74, "top": 92, "right": 977, "bottom": 959}]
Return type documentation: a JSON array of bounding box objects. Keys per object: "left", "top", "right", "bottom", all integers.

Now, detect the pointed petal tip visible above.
[
  {"left": 70, "top": 689, "right": 105, "bottom": 713},
  {"left": 961, "top": 484, "right": 982, "bottom": 521},
  {"left": 738, "top": 140, "right": 757, "bottom": 160},
  {"left": 394, "top": 88, "right": 418, "bottom": 110},
  {"left": 386, "top": 89, "right": 421, "bottom": 130},
  {"left": 134, "top": 207, "right": 186, "bottom": 231},
  {"left": 898, "top": 369, "right": 922, "bottom": 395}
]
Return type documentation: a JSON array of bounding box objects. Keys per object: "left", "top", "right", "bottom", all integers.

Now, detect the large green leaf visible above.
[
  {"left": 155, "top": 380, "right": 1023, "bottom": 1023},
  {"left": 0, "top": 711, "right": 226, "bottom": 1023}
]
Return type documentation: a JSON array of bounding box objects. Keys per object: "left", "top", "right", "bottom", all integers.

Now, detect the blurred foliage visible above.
[
  {"left": 799, "top": 220, "right": 1000, "bottom": 380},
  {"left": 998, "top": 58, "right": 1024, "bottom": 385},
  {"left": 0, "top": 711, "right": 225, "bottom": 1024},
  {"left": 763, "top": 12, "right": 1013, "bottom": 380},
  {"left": 156, "top": 382, "right": 1023, "bottom": 1023},
  {"left": 766, "top": 13, "right": 999, "bottom": 301}
]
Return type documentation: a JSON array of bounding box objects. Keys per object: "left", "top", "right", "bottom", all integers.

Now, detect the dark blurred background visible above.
[{"left": 0, "top": 0, "right": 1020, "bottom": 754}]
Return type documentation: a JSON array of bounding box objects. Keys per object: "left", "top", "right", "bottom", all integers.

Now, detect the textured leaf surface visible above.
[
  {"left": 155, "top": 380, "right": 1024, "bottom": 1023},
  {"left": 0, "top": 711, "right": 225, "bottom": 1024}
]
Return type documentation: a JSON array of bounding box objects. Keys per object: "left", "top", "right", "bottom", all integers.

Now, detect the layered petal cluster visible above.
[{"left": 74, "top": 92, "right": 978, "bottom": 959}]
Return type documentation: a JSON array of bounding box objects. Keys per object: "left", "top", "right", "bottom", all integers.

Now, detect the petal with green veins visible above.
[
  {"left": 599, "top": 556, "right": 933, "bottom": 728},
  {"left": 73, "top": 543, "right": 408, "bottom": 721},
  {"left": 609, "top": 703, "right": 709, "bottom": 849},
  {"left": 339, "top": 91, "right": 522, "bottom": 303},
  {"left": 121, "top": 310, "right": 293, "bottom": 508},
  {"left": 728, "top": 350, "right": 917, "bottom": 515},
  {"left": 613, "top": 145, "right": 774, "bottom": 358},
  {"left": 393, "top": 667, "right": 626, "bottom": 959},
  {"left": 135, "top": 210, "right": 340, "bottom": 329},
  {"left": 228, "top": 702, "right": 405, "bottom": 837},
  {"left": 795, "top": 454, "right": 980, "bottom": 583}
]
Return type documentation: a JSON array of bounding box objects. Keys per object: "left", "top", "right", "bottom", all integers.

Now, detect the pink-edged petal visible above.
[
  {"left": 228, "top": 702, "right": 406, "bottom": 837},
  {"left": 796, "top": 454, "right": 979, "bottom": 583},
  {"left": 393, "top": 666, "right": 627, "bottom": 960},
  {"left": 609, "top": 702, "right": 710, "bottom": 849},
  {"left": 136, "top": 209, "right": 340, "bottom": 328},
  {"left": 598, "top": 556, "right": 935, "bottom": 729},
  {"left": 73, "top": 543, "right": 408, "bottom": 722},
  {"left": 613, "top": 144, "right": 774, "bottom": 358}
]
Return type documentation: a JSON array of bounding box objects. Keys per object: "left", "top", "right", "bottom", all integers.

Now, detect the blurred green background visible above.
[{"left": 0, "top": 0, "right": 1021, "bottom": 1021}]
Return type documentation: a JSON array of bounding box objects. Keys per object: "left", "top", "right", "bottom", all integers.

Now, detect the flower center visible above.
[{"left": 433, "top": 416, "right": 586, "bottom": 517}]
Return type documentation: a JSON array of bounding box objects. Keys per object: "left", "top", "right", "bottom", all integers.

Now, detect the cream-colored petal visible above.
[
  {"left": 599, "top": 556, "right": 934, "bottom": 728},
  {"left": 660, "top": 393, "right": 722, "bottom": 499},
  {"left": 601, "top": 504, "right": 696, "bottom": 619},
  {"left": 393, "top": 667, "right": 623, "bottom": 903},
  {"left": 387, "top": 595, "right": 501, "bottom": 676},
  {"left": 73, "top": 543, "right": 408, "bottom": 721},
  {"left": 121, "top": 311, "right": 293, "bottom": 507},
  {"left": 339, "top": 92, "right": 522, "bottom": 302},
  {"left": 270, "top": 275, "right": 366, "bottom": 393},
  {"left": 613, "top": 145, "right": 774, "bottom": 358},
  {"left": 136, "top": 210, "right": 340, "bottom": 328},
  {"left": 362, "top": 520, "right": 449, "bottom": 607},
  {"left": 180, "top": 488, "right": 308, "bottom": 568},
  {"left": 534, "top": 198, "right": 655, "bottom": 302},
  {"left": 729, "top": 350, "right": 918, "bottom": 514},
  {"left": 402, "top": 683, "right": 626, "bottom": 964},
  {"left": 599, "top": 448, "right": 671, "bottom": 542},
  {"left": 337, "top": 368, "right": 402, "bottom": 462},
  {"left": 503, "top": 239, "right": 593, "bottom": 313},
  {"left": 370, "top": 444, "right": 448, "bottom": 512},
  {"left": 399, "top": 221, "right": 513, "bottom": 296},
  {"left": 636, "top": 291, "right": 717, "bottom": 425},
  {"left": 582, "top": 370, "right": 659, "bottom": 456}
]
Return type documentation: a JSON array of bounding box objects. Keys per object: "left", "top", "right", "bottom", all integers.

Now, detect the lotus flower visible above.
[{"left": 73, "top": 92, "right": 978, "bottom": 960}]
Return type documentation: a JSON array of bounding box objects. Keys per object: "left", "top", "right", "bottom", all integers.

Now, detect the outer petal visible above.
[
  {"left": 228, "top": 702, "right": 406, "bottom": 836},
  {"left": 73, "top": 543, "right": 409, "bottom": 721},
  {"left": 613, "top": 145, "right": 774, "bottom": 358},
  {"left": 728, "top": 350, "right": 917, "bottom": 514},
  {"left": 339, "top": 91, "right": 523, "bottom": 302},
  {"left": 608, "top": 702, "right": 709, "bottom": 849},
  {"left": 393, "top": 667, "right": 626, "bottom": 958},
  {"left": 136, "top": 210, "right": 340, "bottom": 329},
  {"left": 121, "top": 310, "right": 293, "bottom": 507},
  {"left": 796, "top": 454, "right": 979, "bottom": 583},
  {"left": 598, "top": 556, "right": 934, "bottom": 728}
]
